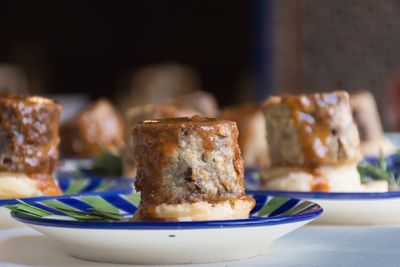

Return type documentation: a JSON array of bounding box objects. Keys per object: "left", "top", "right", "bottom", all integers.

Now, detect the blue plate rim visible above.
[
  {"left": 0, "top": 189, "right": 133, "bottom": 206},
  {"left": 245, "top": 189, "right": 400, "bottom": 199},
  {"left": 10, "top": 196, "right": 323, "bottom": 230}
]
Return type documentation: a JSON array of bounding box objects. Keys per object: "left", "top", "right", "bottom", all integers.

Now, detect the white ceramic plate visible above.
[{"left": 10, "top": 193, "right": 322, "bottom": 264}]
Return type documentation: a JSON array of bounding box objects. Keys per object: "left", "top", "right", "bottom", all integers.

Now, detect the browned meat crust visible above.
[
  {"left": 132, "top": 116, "right": 245, "bottom": 209},
  {"left": 123, "top": 104, "right": 199, "bottom": 178}
]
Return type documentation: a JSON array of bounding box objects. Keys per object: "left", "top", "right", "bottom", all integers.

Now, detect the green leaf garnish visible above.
[
  {"left": 4, "top": 200, "right": 52, "bottom": 218},
  {"left": 85, "top": 149, "right": 123, "bottom": 177},
  {"left": 5, "top": 199, "right": 131, "bottom": 222},
  {"left": 358, "top": 150, "right": 400, "bottom": 189}
]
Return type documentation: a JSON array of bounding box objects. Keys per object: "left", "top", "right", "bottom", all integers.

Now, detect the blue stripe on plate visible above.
[
  {"left": 268, "top": 199, "right": 299, "bottom": 217},
  {"left": 246, "top": 189, "right": 400, "bottom": 199},
  {"left": 57, "top": 198, "right": 94, "bottom": 212},
  {"left": 108, "top": 179, "right": 134, "bottom": 191},
  {"left": 31, "top": 203, "right": 65, "bottom": 216},
  {"left": 250, "top": 195, "right": 268, "bottom": 214},
  {"left": 296, "top": 204, "right": 321, "bottom": 215},
  {"left": 102, "top": 195, "right": 137, "bottom": 213},
  {"left": 57, "top": 176, "right": 71, "bottom": 192},
  {"left": 81, "top": 177, "right": 102, "bottom": 193}
]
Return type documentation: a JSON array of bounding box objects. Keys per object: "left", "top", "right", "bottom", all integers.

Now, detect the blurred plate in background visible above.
[
  {"left": 0, "top": 176, "right": 133, "bottom": 228},
  {"left": 245, "top": 171, "right": 400, "bottom": 225}
]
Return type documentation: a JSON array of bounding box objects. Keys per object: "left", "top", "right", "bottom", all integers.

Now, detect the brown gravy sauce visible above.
[
  {"left": 282, "top": 93, "right": 347, "bottom": 191},
  {"left": 283, "top": 93, "right": 341, "bottom": 166},
  {"left": 30, "top": 173, "right": 62, "bottom": 196},
  {"left": 309, "top": 169, "right": 330, "bottom": 191}
]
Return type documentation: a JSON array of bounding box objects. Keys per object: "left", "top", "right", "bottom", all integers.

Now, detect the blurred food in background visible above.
[
  {"left": 219, "top": 104, "right": 269, "bottom": 169},
  {"left": 60, "top": 99, "right": 124, "bottom": 158},
  {"left": 387, "top": 70, "right": 400, "bottom": 132},
  {"left": 48, "top": 94, "right": 90, "bottom": 124},
  {"left": 350, "top": 91, "right": 395, "bottom": 156},
  {"left": 0, "top": 94, "right": 62, "bottom": 199},
  {"left": 260, "top": 90, "right": 388, "bottom": 192},
  {"left": 125, "top": 104, "right": 200, "bottom": 132},
  {"left": 116, "top": 63, "right": 201, "bottom": 113},
  {"left": 0, "top": 64, "right": 28, "bottom": 94},
  {"left": 166, "top": 90, "right": 219, "bottom": 118}
]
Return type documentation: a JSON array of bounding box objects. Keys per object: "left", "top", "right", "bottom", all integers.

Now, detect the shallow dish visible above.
[
  {"left": 0, "top": 176, "right": 133, "bottom": 228},
  {"left": 245, "top": 171, "right": 400, "bottom": 225},
  {"left": 10, "top": 193, "right": 321, "bottom": 265}
]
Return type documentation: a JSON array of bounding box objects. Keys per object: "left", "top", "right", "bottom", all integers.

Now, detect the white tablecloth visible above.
[{"left": 0, "top": 225, "right": 399, "bottom": 267}]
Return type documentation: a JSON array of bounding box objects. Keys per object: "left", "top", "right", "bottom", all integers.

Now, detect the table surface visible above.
[{"left": 1, "top": 225, "right": 399, "bottom": 267}]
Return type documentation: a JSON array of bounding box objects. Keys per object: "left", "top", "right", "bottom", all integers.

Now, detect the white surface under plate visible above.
[{"left": 2, "top": 226, "right": 400, "bottom": 267}]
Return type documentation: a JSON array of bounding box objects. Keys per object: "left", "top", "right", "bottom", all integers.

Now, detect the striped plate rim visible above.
[
  {"left": 10, "top": 193, "right": 323, "bottom": 229},
  {"left": 0, "top": 176, "right": 133, "bottom": 206}
]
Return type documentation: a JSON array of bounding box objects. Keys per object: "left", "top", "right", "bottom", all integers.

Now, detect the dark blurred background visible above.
[
  {"left": 0, "top": 1, "right": 252, "bottom": 105},
  {"left": 3, "top": 1, "right": 400, "bottom": 128}
]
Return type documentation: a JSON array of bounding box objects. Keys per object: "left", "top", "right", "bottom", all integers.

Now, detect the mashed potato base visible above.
[
  {"left": 0, "top": 173, "right": 43, "bottom": 199},
  {"left": 262, "top": 163, "right": 388, "bottom": 192},
  {"left": 136, "top": 197, "right": 255, "bottom": 222}
]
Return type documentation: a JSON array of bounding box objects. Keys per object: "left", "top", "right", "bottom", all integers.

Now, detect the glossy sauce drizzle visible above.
[
  {"left": 309, "top": 169, "right": 330, "bottom": 191},
  {"left": 283, "top": 93, "right": 341, "bottom": 166},
  {"left": 283, "top": 93, "right": 348, "bottom": 191},
  {"left": 30, "top": 173, "right": 62, "bottom": 196}
]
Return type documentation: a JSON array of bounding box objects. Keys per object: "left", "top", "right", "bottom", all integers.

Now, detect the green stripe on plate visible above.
[
  {"left": 93, "top": 180, "right": 113, "bottom": 192},
  {"left": 42, "top": 199, "right": 80, "bottom": 212},
  {"left": 257, "top": 197, "right": 290, "bottom": 217},
  {"left": 123, "top": 193, "right": 141, "bottom": 206},
  {"left": 63, "top": 178, "right": 88, "bottom": 195},
  {"left": 80, "top": 196, "right": 120, "bottom": 214},
  {"left": 278, "top": 201, "right": 314, "bottom": 216}
]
